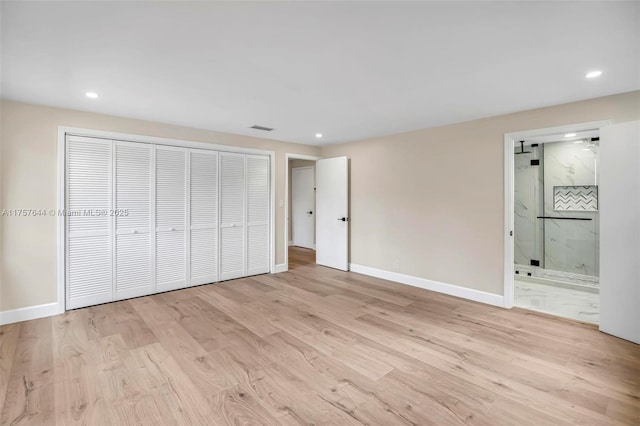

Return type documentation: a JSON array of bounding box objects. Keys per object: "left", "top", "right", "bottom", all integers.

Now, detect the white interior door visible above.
[
  {"left": 114, "top": 141, "right": 153, "bottom": 300},
  {"left": 190, "top": 149, "right": 218, "bottom": 286},
  {"left": 292, "top": 166, "right": 315, "bottom": 249},
  {"left": 155, "top": 146, "right": 188, "bottom": 292},
  {"left": 599, "top": 120, "right": 640, "bottom": 344},
  {"left": 316, "top": 156, "right": 349, "bottom": 271}
]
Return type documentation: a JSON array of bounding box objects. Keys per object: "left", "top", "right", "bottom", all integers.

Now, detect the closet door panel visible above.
[
  {"left": 114, "top": 142, "right": 153, "bottom": 300},
  {"left": 66, "top": 136, "right": 113, "bottom": 309},
  {"left": 190, "top": 150, "right": 218, "bottom": 286},
  {"left": 156, "top": 146, "right": 187, "bottom": 291},
  {"left": 67, "top": 235, "right": 112, "bottom": 309},
  {"left": 115, "top": 233, "right": 152, "bottom": 297},
  {"left": 220, "top": 226, "right": 244, "bottom": 279},
  {"left": 191, "top": 228, "right": 217, "bottom": 285},
  {"left": 156, "top": 231, "right": 187, "bottom": 286},
  {"left": 247, "top": 225, "right": 269, "bottom": 275},
  {"left": 219, "top": 152, "right": 246, "bottom": 281},
  {"left": 246, "top": 155, "right": 270, "bottom": 275}
]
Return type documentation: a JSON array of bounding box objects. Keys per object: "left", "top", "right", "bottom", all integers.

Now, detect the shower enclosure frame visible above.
[{"left": 503, "top": 120, "right": 611, "bottom": 309}]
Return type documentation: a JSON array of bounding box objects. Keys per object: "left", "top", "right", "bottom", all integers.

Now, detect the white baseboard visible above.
[
  {"left": 0, "top": 302, "right": 63, "bottom": 325},
  {"left": 273, "top": 263, "right": 288, "bottom": 273},
  {"left": 349, "top": 264, "right": 505, "bottom": 307}
]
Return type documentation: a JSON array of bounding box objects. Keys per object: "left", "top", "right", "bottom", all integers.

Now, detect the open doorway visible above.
[
  {"left": 285, "top": 154, "right": 320, "bottom": 269},
  {"left": 504, "top": 121, "right": 609, "bottom": 323}
]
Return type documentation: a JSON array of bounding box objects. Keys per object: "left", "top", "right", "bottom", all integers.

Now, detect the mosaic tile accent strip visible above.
[{"left": 553, "top": 185, "right": 598, "bottom": 211}]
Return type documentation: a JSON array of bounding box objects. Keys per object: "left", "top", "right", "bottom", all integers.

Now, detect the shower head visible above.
[{"left": 515, "top": 140, "right": 532, "bottom": 155}]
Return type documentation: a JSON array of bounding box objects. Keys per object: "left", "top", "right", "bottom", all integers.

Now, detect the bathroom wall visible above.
[
  {"left": 514, "top": 144, "right": 544, "bottom": 267},
  {"left": 543, "top": 140, "right": 599, "bottom": 276}
]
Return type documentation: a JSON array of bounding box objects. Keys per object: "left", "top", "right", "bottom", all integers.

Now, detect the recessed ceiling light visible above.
[
  {"left": 565, "top": 133, "right": 576, "bottom": 138},
  {"left": 585, "top": 70, "right": 602, "bottom": 79},
  {"left": 85, "top": 92, "right": 99, "bottom": 99},
  {"left": 573, "top": 140, "right": 584, "bottom": 144},
  {"left": 315, "top": 133, "right": 323, "bottom": 138}
]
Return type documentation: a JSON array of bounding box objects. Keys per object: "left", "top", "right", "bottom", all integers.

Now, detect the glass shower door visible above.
[{"left": 542, "top": 140, "right": 599, "bottom": 279}]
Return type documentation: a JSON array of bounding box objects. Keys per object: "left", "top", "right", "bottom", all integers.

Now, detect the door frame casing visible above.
[
  {"left": 57, "top": 126, "right": 276, "bottom": 314},
  {"left": 284, "top": 153, "right": 322, "bottom": 271},
  {"left": 503, "top": 120, "right": 611, "bottom": 308},
  {"left": 291, "top": 165, "right": 316, "bottom": 250}
]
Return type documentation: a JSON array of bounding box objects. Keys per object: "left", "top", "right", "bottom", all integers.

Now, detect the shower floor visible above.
[{"left": 514, "top": 279, "right": 599, "bottom": 324}]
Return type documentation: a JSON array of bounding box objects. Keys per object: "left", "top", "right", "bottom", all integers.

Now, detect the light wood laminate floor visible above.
[{"left": 1, "top": 247, "right": 639, "bottom": 425}]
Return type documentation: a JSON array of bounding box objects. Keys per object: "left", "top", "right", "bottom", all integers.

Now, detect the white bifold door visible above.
[
  {"left": 155, "top": 146, "right": 188, "bottom": 292},
  {"left": 246, "top": 155, "right": 271, "bottom": 276},
  {"left": 190, "top": 149, "right": 219, "bottom": 286},
  {"left": 220, "top": 152, "right": 246, "bottom": 281},
  {"left": 65, "top": 136, "right": 271, "bottom": 310},
  {"left": 66, "top": 136, "right": 114, "bottom": 309},
  {"left": 219, "top": 153, "right": 270, "bottom": 280},
  {"left": 114, "top": 141, "right": 153, "bottom": 300}
]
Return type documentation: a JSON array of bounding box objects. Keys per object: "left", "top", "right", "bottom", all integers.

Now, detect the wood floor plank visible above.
[
  {"left": 209, "top": 385, "right": 281, "bottom": 426},
  {"left": 1, "top": 318, "right": 55, "bottom": 426},
  {"left": 194, "top": 286, "right": 281, "bottom": 337},
  {"left": 163, "top": 296, "right": 247, "bottom": 352},
  {"left": 0, "top": 323, "right": 21, "bottom": 411},
  {"left": 87, "top": 301, "right": 157, "bottom": 349},
  {"left": 248, "top": 362, "right": 362, "bottom": 425},
  {"left": 131, "top": 299, "right": 238, "bottom": 397},
  {"left": 52, "top": 309, "right": 109, "bottom": 425},
  {"left": 127, "top": 342, "right": 211, "bottom": 424},
  {"left": 1, "top": 246, "right": 638, "bottom": 425}
]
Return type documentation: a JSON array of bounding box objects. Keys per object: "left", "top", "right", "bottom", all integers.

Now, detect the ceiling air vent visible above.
[{"left": 250, "top": 125, "right": 274, "bottom": 132}]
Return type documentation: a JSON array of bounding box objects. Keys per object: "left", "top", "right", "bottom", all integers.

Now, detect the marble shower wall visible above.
[
  {"left": 514, "top": 145, "right": 544, "bottom": 267},
  {"left": 543, "top": 140, "right": 599, "bottom": 277}
]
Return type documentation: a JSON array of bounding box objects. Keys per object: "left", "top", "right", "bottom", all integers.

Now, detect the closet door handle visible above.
[
  {"left": 337, "top": 217, "right": 348, "bottom": 222},
  {"left": 307, "top": 211, "right": 313, "bottom": 215}
]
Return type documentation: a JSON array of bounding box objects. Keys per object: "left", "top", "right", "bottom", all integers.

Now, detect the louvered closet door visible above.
[
  {"left": 156, "top": 146, "right": 188, "bottom": 291},
  {"left": 219, "top": 152, "right": 246, "bottom": 281},
  {"left": 114, "top": 141, "right": 153, "bottom": 300},
  {"left": 246, "top": 155, "right": 270, "bottom": 276},
  {"left": 190, "top": 149, "right": 218, "bottom": 286},
  {"left": 66, "top": 136, "right": 113, "bottom": 309}
]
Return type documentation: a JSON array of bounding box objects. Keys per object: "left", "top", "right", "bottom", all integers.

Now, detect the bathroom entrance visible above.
[{"left": 512, "top": 130, "right": 600, "bottom": 323}]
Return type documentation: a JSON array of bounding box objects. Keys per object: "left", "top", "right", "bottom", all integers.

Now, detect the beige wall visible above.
[
  {"left": 287, "top": 159, "right": 316, "bottom": 243},
  {"left": 2, "top": 91, "right": 639, "bottom": 311},
  {"left": 0, "top": 100, "right": 320, "bottom": 311},
  {"left": 321, "top": 91, "right": 640, "bottom": 296}
]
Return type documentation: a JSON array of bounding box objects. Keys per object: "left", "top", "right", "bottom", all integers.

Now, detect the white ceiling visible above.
[{"left": 2, "top": 1, "right": 639, "bottom": 146}]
